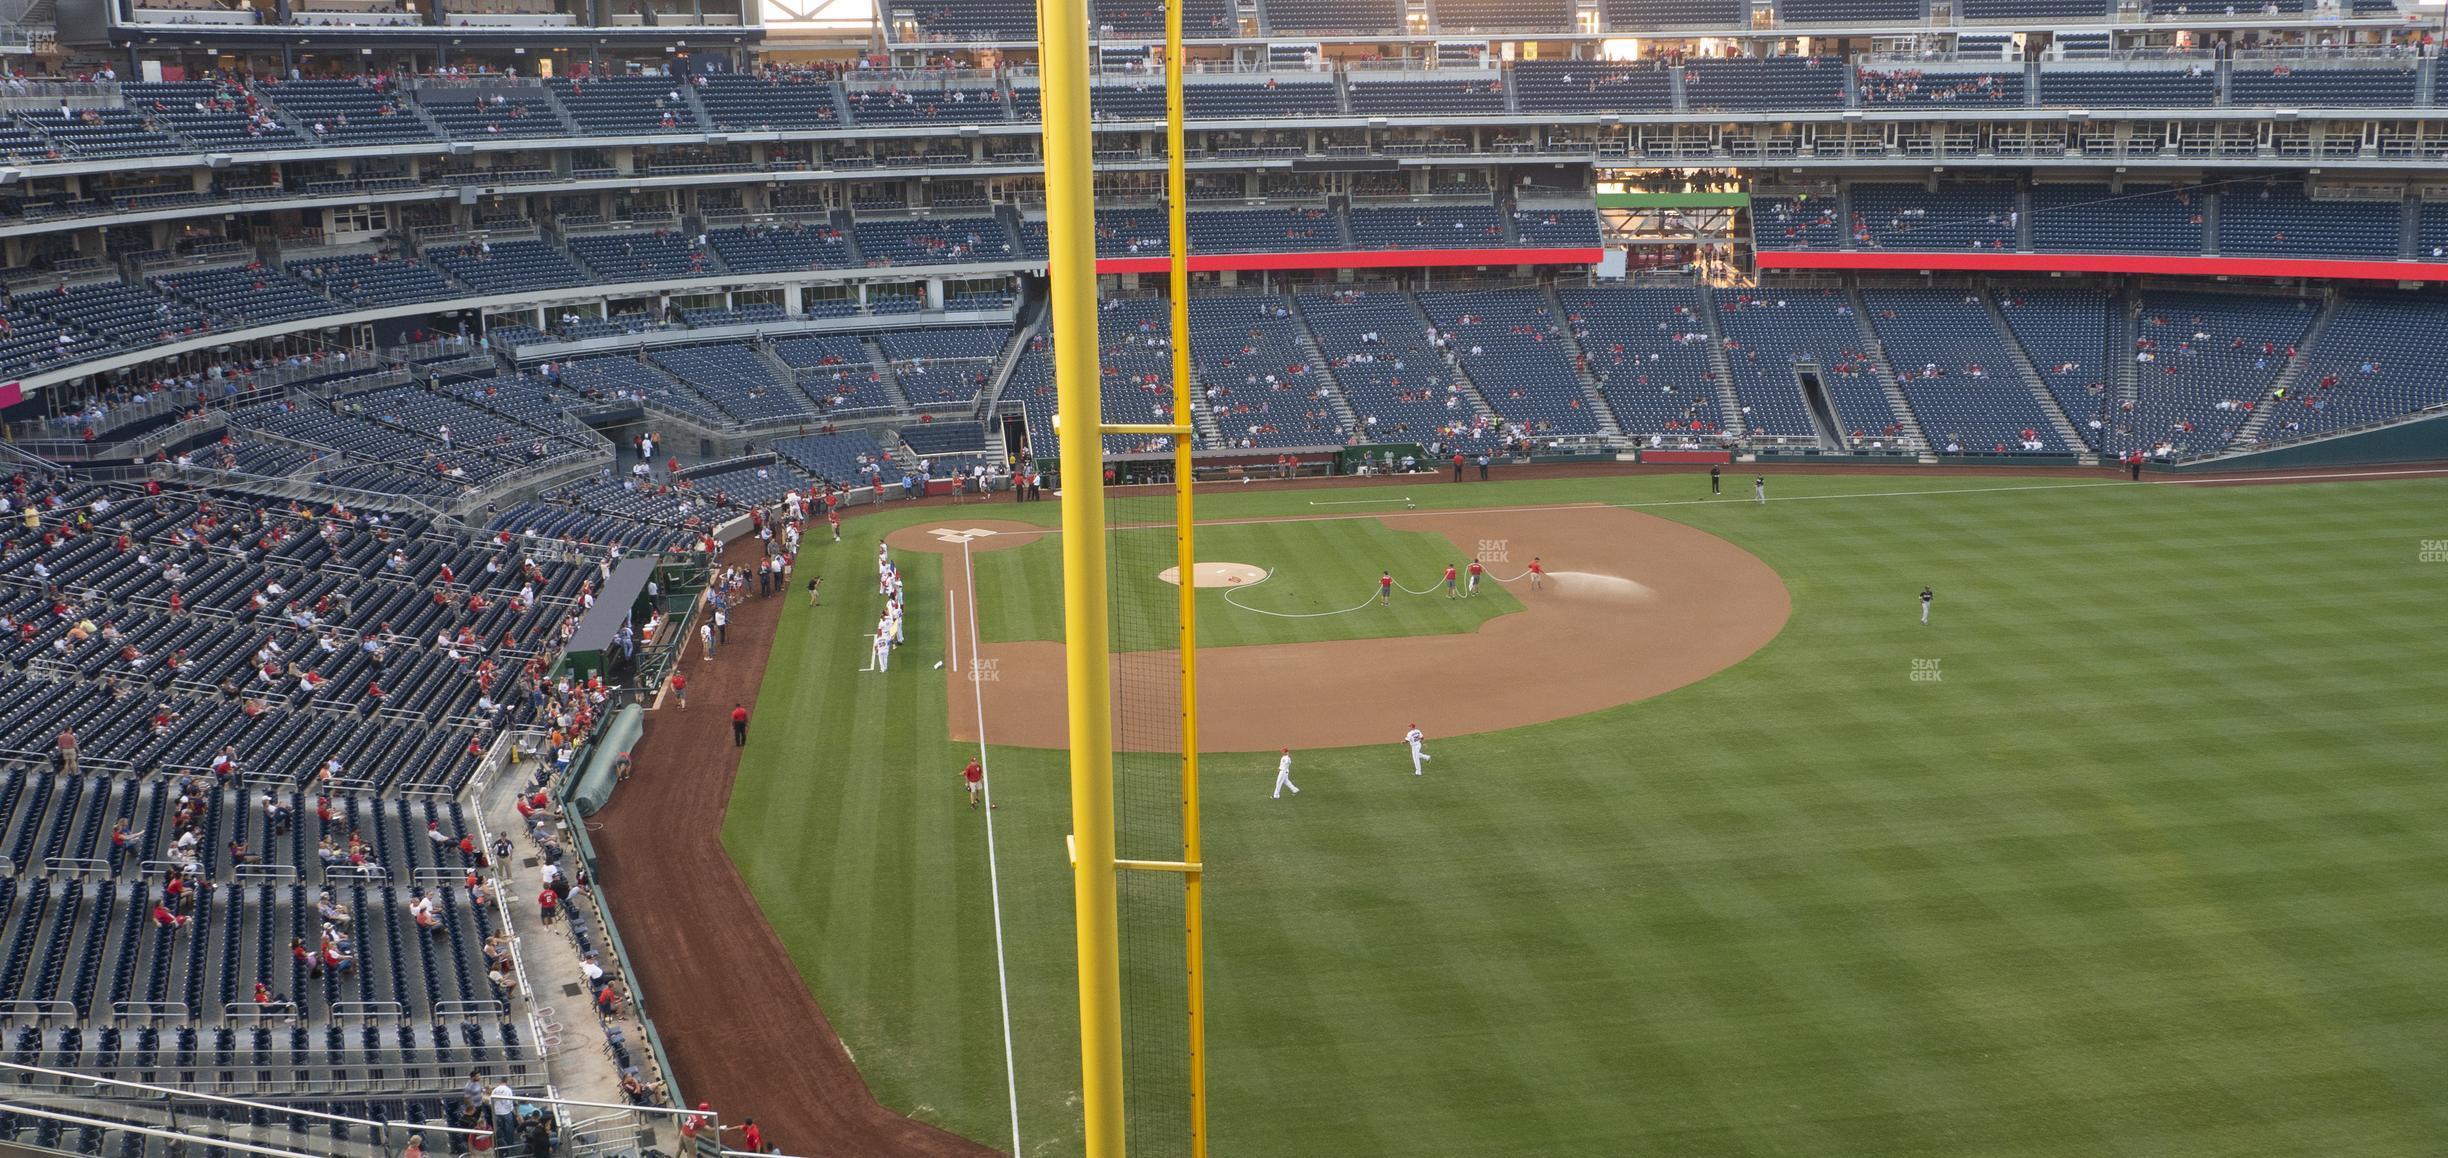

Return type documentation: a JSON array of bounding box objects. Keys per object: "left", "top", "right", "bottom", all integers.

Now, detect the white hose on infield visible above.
[{"left": 1222, "top": 569, "right": 1387, "bottom": 619}]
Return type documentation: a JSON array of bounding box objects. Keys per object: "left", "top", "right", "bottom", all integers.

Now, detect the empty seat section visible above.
[
  {"left": 1296, "top": 292, "right": 1497, "bottom": 452},
  {"left": 1188, "top": 296, "right": 1348, "bottom": 448},
  {"left": 1961, "top": 0, "right": 2106, "bottom": 15},
  {"left": 258, "top": 79, "right": 437, "bottom": 145},
  {"left": 2218, "top": 184, "right": 2400, "bottom": 260},
  {"left": 1018, "top": 206, "right": 1169, "bottom": 259},
  {"left": 907, "top": 0, "right": 1035, "bottom": 39},
  {"left": 647, "top": 344, "right": 809, "bottom": 424},
  {"left": 1710, "top": 290, "right": 1871, "bottom": 440},
  {"left": 1603, "top": 0, "right": 1740, "bottom": 22},
  {"left": 414, "top": 90, "right": 567, "bottom": 138},
  {"left": 1557, "top": 287, "right": 1725, "bottom": 437},
  {"left": 2276, "top": 294, "right": 2448, "bottom": 438},
  {"left": 2038, "top": 66, "right": 2216, "bottom": 108},
  {"left": 1860, "top": 291, "right": 2065, "bottom": 453},
  {"left": 1511, "top": 60, "right": 1674, "bottom": 113},
  {"left": 547, "top": 76, "right": 705, "bottom": 134},
  {"left": 853, "top": 216, "right": 1016, "bottom": 266},
  {"left": 152, "top": 266, "right": 333, "bottom": 325},
  {"left": 706, "top": 223, "right": 857, "bottom": 272},
  {"left": 1348, "top": 206, "right": 1505, "bottom": 249},
  {"left": 1420, "top": 289, "right": 1602, "bottom": 435},
  {"left": 1850, "top": 183, "right": 2018, "bottom": 250},
  {"left": 2121, "top": 290, "right": 2318, "bottom": 456},
  {"left": 1992, "top": 288, "right": 2114, "bottom": 445},
  {"left": 1434, "top": 0, "right": 1572, "bottom": 30},
  {"left": 425, "top": 240, "right": 586, "bottom": 294},
  {"left": 1779, "top": 0, "right": 1921, "bottom": 19},
  {"left": 286, "top": 254, "right": 458, "bottom": 307},
  {"left": 1265, "top": 0, "right": 1401, "bottom": 31},
  {"left": 565, "top": 231, "right": 712, "bottom": 281},
  {"left": 1183, "top": 80, "right": 1340, "bottom": 118},
  {"left": 1346, "top": 76, "right": 1508, "bottom": 115},
  {"left": 2032, "top": 183, "right": 2203, "bottom": 254},
  {"left": 696, "top": 73, "right": 841, "bottom": 130},
  {"left": 1094, "top": 0, "right": 1233, "bottom": 34},
  {"left": 843, "top": 87, "right": 1008, "bottom": 125},
  {"left": 1513, "top": 209, "right": 1600, "bottom": 247},
  {"left": 1683, "top": 58, "right": 1849, "bottom": 112},
  {"left": 1187, "top": 208, "right": 1341, "bottom": 253},
  {"left": 1749, "top": 194, "right": 1844, "bottom": 250},
  {"left": 121, "top": 82, "right": 310, "bottom": 151}
]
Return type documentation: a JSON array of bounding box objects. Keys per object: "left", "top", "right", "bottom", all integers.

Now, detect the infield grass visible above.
[
  {"left": 966, "top": 516, "right": 1523, "bottom": 647},
  {"left": 725, "top": 470, "right": 2448, "bottom": 1157}
]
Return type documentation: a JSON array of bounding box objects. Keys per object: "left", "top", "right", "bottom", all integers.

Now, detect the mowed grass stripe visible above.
[{"left": 727, "top": 473, "right": 2448, "bottom": 1157}]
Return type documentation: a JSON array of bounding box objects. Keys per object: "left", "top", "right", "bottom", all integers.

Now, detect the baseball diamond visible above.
[
  {"left": 645, "top": 466, "right": 2446, "bottom": 1157},
  {"left": 10, "top": 0, "right": 2448, "bottom": 1149}
]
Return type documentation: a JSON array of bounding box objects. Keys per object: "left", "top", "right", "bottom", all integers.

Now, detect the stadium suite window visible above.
[{"left": 330, "top": 203, "right": 389, "bottom": 239}]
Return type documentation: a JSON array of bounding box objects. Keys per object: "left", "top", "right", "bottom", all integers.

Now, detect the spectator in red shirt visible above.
[{"left": 731, "top": 704, "right": 749, "bottom": 747}]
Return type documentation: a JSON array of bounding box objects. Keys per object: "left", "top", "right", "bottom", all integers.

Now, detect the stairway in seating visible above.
[
  {"left": 1982, "top": 290, "right": 2093, "bottom": 461},
  {"left": 973, "top": 301, "right": 1045, "bottom": 421},
  {"left": 859, "top": 337, "right": 916, "bottom": 411},
  {"left": 1542, "top": 284, "right": 1624, "bottom": 435},
  {"left": 1844, "top": 288, "right": 1927, "bottom": 451},
  {"left": 2228, "top": 291, "right": 2338, "bottom": 448},
  {"left": 1403, "top": 292, "right": 1500, "bottom": 426},
  {"left": 1693, "top": 287, "right": 1748, "bottom": 439},
  {"left": 1283, "top": 295, "right": 1366, "bottom": 436},
  {"left": 2111, "top": 291, "right": 2142, "bottom": 411}
]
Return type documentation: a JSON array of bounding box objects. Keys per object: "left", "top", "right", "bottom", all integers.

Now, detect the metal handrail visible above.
[{"left": 0, "top": 1059, "right": 488, "bottom": 1137}]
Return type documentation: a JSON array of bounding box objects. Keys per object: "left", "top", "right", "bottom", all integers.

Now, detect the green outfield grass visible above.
[
  {"left": 966, "top": 516, "right": 1523, "bottom": 647},
  {"left": 724, "top": 471, "right": 2448, "bottom": 1157}
]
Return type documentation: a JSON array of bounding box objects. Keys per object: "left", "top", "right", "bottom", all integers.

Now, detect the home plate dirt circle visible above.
[
  {"left": 891, "top": 506, "right": 1791, "bottom": 752},
  {"left": 1158, "top": 562, "right": 1268, "bottom": 587}
]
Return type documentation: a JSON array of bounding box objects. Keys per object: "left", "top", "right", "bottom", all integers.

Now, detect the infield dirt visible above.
[{"left": 892, "top": 504, "right": 1792, "bottom": 751}]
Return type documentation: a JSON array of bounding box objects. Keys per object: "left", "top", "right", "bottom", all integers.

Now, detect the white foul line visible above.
[
  {"left": 1305, "top": 495, "right": 1414, "bottom": 507},
  {"left": 945, "top": 586, "right": 959, "bottom": 673},
  {"left": 960, "top": 536, "right": 1024, "bottom": 1156}
]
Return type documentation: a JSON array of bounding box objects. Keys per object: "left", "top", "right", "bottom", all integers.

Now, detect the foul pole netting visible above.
[{"left": 1048, "top": 0, "right": 1209, "bottom": 1152}]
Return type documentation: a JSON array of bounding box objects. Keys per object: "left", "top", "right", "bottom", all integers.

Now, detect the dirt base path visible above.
[
  {"left": 589, "top": 533, "right": 995, "bottom": 1158},
  {"left": 894, "top": 505, "right": 1791, "bottom": 752}
]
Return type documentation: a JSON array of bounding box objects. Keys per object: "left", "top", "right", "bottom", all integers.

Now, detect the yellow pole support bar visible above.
[
  {"left": 1164, "top": 3, "right": 1212, "bottom": 1155},
  {"left": 1099, "top": 423, "right": 1194, "bottom": 437},
  {"left": 1045, "top": 0, "right": 1125, "bottom": 1147},
  {"left": 1115, "top": 859, "right": 1205, "bottom": 874}
]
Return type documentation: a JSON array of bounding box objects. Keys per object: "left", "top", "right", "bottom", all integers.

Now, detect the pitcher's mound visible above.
[{"left": 1159, "top": 562, "right": 1267, "bottom": 588}]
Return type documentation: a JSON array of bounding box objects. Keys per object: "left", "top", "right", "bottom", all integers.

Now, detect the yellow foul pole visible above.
[
  {"left": 1163, "top": 7, "right": 1211, "bottom": 1158},
  {"left": 1044, "top": 0, "right": 1125, "bottom": 1148}
]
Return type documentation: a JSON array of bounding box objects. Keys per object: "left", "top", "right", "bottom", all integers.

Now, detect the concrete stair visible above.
[
  {"left": 2229, "top": 292, "right": 2338, "bottom": 448},
  {"left": 1283, "top": 296, "right": 1366, "bottom": 438},
  {"left": 1542, "top": 284, "right": 1624, "bottom": 435},
  {"left": 1694, "top": 288, "right": 1749, "bottom": 439},
  {"left": 860, "top": 337, "right": 917, "bottom": 411},
  {"left": 974, "top": 304, "right": 1045, "bottom": 421},
  {"left": 1404, "top": 292, "right": 1500, "bottom": 425},
  {"left": 1845, "top": 288, "right": 1927, "bottom": 450},
  {"left": 1982, "top": 290, "right": 2094, "bottom": 460}
]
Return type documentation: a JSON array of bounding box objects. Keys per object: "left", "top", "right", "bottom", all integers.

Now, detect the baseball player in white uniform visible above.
[
  {"left": 1920, "top": 585, "right": 1933, "bottom": 624},
  {"left": 872, "top": 617, "right": 893, "bottom": 672},
  {"left": 1272, "top": 747, "right": 1299, "bottom": 798},
  {"left": 1404, "top": 724, "right": 1431, "bottom": 776}
]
